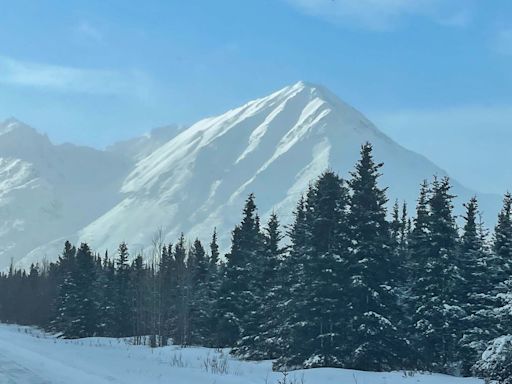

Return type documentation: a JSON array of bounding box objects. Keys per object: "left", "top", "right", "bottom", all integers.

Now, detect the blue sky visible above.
[{"left": 1, "top": 0, "right": 512, "bottom": 193}]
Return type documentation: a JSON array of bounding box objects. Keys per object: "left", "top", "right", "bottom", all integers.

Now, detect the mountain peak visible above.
[
  {"left": 10, "top": 82, "right": 502, "bottom": 271},
  {"left": 272, "top": 81, "right": 353, "bottom": 113},
  {"left": 0, "top": 118, "right": 45, "bottom": 139},
  {"left": 276, "top": 80, "right": 325, "bottom": 98}
]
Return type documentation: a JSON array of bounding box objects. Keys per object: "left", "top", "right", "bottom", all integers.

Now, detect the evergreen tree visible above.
[
  {"left": 97, "top": 253, "right": 116, "bottom": 336},
  {"left": 491, "top": 196, "right": 512, "bottom": 366},
  {"left": 52, "top": 241, "right": 77, "bottom": 334},
  {"left": 210, "top": 228, "right": 220, "bottom": 267},
  {"left": 76, "top": 243, "right": 100, "bottom": 337},
  {"left": 459, "top": 197, "right": 498, "bottom": 374},
  {"left": 273, "top": 196, "right": 307, "bottom": 364},
  {"left": 412, "top": 177, "right": 463, "bottom": 372},
  {"left": 391, "top": 200, "right": 402, "bottom": 249},
  {"left": 159, "top": 243, "right": 174, "bottom": 346},
  {"left": 234, "top": 211, "right": 284, "bottom": 359},
  {"left": 258, "top": 212, "right": 285, "bottom": 358},
  {"left": 216, "top": 194, "right": 263, "bottom": 347},
  {"left": 173, "top": 234, "right": 188, "bottom": 345},
  {"left": 59, "top": 243, "right": 99, "bottom": 338},
  {"left": 493, "top": 193, "right": 512, "bottom": 291},
  {"left": 131, "top": 255, "right": 148, "bottom": 344},
  {"left": 188, "top": 238, "right": 211, "bottom": 345},
  {"left": 276, "top": 171, "right": 350, "bottom": 369},
  {"left": 345, "top": 143, "right": 408, "bottom": 371},
  {"left": 115, "top": 242, "right": 133, "bottom": 336}
]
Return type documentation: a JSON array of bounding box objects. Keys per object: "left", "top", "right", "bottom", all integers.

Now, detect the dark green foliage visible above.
[
  {"left": 188, "top": 238, "right": 212, "bottom": 345},
  {"left": 218, "top": 194, "right": 264, "bottom": 348},
  {"left": 56, "top": 243, "right": 100, "bottom": 338},
  {"left": 345, "top": 143, "right": 408, "bottom": 371},
  {"left": 3, "top": 141, "right": 512, "bottom": 379},
  {"left": 493, "top": 193, "right": 512, "bottom": 290},
  {"left": 458, "top": 198, "right": 498, "bottom": 374},
  {"left": 172, "top": 234, "right": 188, "bottom": 345},
  {"left": 276, "top": 170, "right": 350, "bottom": 369},
  {"left": 115, "top": 242, "right": 133, "bottom": 336},
  {"left": 411, "top": 177, "right": 464, "bottom": 372},
  {"left": 473, "top": 336, "right": 512, "bottom": 384},
  {"left": 234, "top": 212, "right": 284, "bottom": 359},
  {"left": 97, "top": 253, "right": 116, "bottom": 336}
]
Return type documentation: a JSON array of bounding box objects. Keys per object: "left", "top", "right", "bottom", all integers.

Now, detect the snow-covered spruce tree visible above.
[
  {"left": 458, "top": 197, "right": 499, "bottom": 374},
  {"left": 52, "top": 241, "right": 79, "bottom": 336},
  {"left": 493, "top": 193, "right": 512, "bottom": 293},
  {"left": 275, "top": 171, "right": 351, "bottom": 369},
  {"left": 234, "top": 212, "right": 285, "bottom": 359},
  {"left": 201, "top": 229, "right": 223, "bottom": 347},
  {"left": 390, "top": 200, "right": 410, "bottom": 303},
  {"left": 273, "top": 195, "right": 307, "bottom": 366},
  {"left": 230, "top": 196, "right": 279, "bottom": 358},
  {"left": 411, "top": 177, "right": 463, "bottom": 373},
  {"left": 406, "top": 180, "right": 431, "bottom": 366},
  {"left": 345, "top": 143, "right": 409, "bottom": 372},
  {"left": 492, "top": 197, "right": 512, "bottom": 366},
  {"left": 257, "top": 212, "right": 286, "bottom": 358},
  {"left": 131, "top": 255, "right": 148, "bottom": 344},
  {"left": 71, "top": 243, "right": 100, "bottom": 338},
  {"left": 97, "top": 252, "right": 116, "bottom": 336},
  {"left": 52, "top": 241, "right": 76, "bottom": 333},
  {"left": 390, "top": 200, "right": 402, "bottom": 254},
  {"left": 210, "top": 228, "right": 220, "bottom": 267},
  {"left": 159, "top": 244, "right": 178, "bottom": 346},
  {"left": 216, "top": 194, "right": 263, "bottom": 348},
  {"left": 172, "top": 234, "right": 189, "bottom": 345},
  {"left": 114, "top": 242, "right": 133, "bottom": 337},
  {"left": 484, "top": 195, "right": 512, "bottom": 348},
  {"left": 187, "top": 238, "right": 213, "bottom": 345},
  {"left": 473, "top": 335, "right": 512, "bottom": 384}
]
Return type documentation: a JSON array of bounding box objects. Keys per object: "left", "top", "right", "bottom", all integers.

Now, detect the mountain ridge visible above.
[{"left": 0, "top": 82, "right": 503, "bottom": 269}]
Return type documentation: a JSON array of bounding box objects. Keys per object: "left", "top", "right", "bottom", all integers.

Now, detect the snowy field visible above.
[{"left": 0, "top": 324, "right": 484, "bottom": 384}]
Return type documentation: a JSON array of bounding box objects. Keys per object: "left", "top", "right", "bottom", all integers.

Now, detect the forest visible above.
[{"left": 1, "top": 143, "right": 511, "bottom": 384}]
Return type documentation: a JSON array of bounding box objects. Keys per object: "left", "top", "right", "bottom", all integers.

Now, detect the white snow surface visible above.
[
  {"left": 0, "top": 324, "right": 484, "bottom": 384},
  {"left": 1, "top": 81, "right": 502, "bottom": 269},
  {"left": 0, "top": 119, "right": 132, "bottom": 269}
]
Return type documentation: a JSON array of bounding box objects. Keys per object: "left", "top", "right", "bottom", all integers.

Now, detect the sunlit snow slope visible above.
[
  {"left": 17, "top": 81, "right": 500, "bottom": 267},
  {"left": 0, "top": 119, "right": 132, "bottom": 269}
]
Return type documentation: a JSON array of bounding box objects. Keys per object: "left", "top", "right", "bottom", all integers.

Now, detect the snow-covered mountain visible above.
[
  {"left": 106, "top": 124, "right": 184, "bottom": 162},
  {"left": 0, "top": 118, "right": 132, "bottom": 269},
  {"left": 2, "top": 82, "right": 502, "bottom": 269}
]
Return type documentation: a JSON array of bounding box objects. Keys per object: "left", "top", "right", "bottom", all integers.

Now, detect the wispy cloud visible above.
[
  {"left": 75, "top": 21, "right": 104, "bottom": 43},
  {"left": 0, "top": 55, "right": 153, "bottom": 99},
  {"left": 285, "top": 0, "right": 473, "bottom": 30}
]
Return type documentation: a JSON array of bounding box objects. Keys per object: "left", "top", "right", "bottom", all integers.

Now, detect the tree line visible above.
[{"left": 1, "top": 143, "right": 512, "bottom": 383}]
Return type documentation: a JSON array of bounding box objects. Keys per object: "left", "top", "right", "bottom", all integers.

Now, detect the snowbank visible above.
[{"left": 0, "top": 323, "right": 484, "bottom": 384}]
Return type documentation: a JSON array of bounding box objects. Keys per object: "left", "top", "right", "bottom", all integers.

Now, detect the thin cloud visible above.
[
  {"left": 285, "top": 0, "right": 473, "bottom": 30},
  {"left": 76, "top": 21, "right": 104, "bottom": 43},
  {"left": 0, "top": 55, "right": 153, "bottom": 99}
]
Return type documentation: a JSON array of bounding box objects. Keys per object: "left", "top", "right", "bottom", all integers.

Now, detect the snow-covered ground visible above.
[{"left": 0, "top": 324, "right": 483, "bottom": 384}]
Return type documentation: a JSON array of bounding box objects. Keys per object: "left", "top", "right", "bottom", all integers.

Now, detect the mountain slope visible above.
[
  {"left": 18, "top": 82, "right": 500, "bottom": 266},
  {"left": 0, "top": 118, "right": 133, "bottom": 269},
  {"left": 106, "top": 124, "right": 184, "bottom": 162}
]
